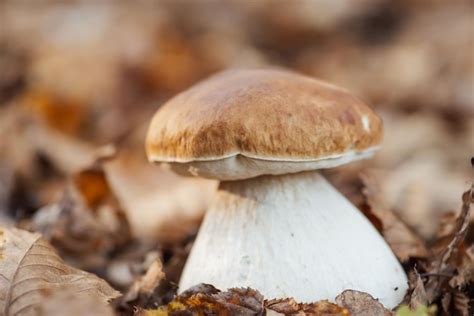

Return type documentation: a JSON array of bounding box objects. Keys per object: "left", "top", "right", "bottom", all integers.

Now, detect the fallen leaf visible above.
[
  {"left": 30, "top": 159, "right": 131, "bottom": 270},
  {"left": 265, "top": 297, "right": 349, "bottom": 316},
  {"left": 104, "top": 244, "right": 165, "bottom": 290},
  {"left": 117, "top": 258, "right": 176, "bottom": 313},
  {"left": 122, "top": 260, "right": 165, "bottom": 302},
  {"left": 440, "top": 290, "right": 470, "bottom": 316},
  {"left": 361, "top": 170, "right": 430, "bottom": 261},
  {"left": 213, "top": 287, "right": 264, "bottom": 314},
  {"left": 431, "top": 212, "right": 459, "bottom": 255},
  {"left": 33, "top": 287, "right": 115, "bottom": 316},
  {"left": 105, "top": 150, "right": 217, "bottom": 243},
  {"left": 424, "top": 185, "right": 473, "bottom": 302},
  {"left": 449, "top": 245, "right": 474, "bottom": 288},
  {"left": 431, "top": 186, "right": 473, "bottom": 269},
  {"left": 335, "top": 290, "right": 392, "bottom": 316},
  {"left": 265, "top": 298, "right": 301, "bottom": 315},
  {"left": 406, "top": 271, "right": 428, "bottom": 310},
  {"left": 179, "top": 283, "right": 220, "bottom": 297},
  {"left": 22, "top": 90, "right": 86, "bottom": 135},
  {"left": 0, "top": 227, "right": 120, "bottom": 316},
  {"left": 138, "top": 284, "right": 264, "bottom": 315}
]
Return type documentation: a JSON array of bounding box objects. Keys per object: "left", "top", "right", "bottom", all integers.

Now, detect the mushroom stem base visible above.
[{"left": 179, "top": 171, "right": 407, "bottom": 308}]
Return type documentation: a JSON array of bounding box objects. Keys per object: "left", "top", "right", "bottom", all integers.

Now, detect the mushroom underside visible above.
[
  {"left": 162, "top": 147, "right": 378, "bottom": 180},
  {"left": 179, "top": 171, "right": 407, "bottom": 308}
]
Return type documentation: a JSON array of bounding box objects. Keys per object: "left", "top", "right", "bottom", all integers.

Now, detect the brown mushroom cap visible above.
[{"left": 146, "top": 69, "right": 382, "bottom": 180}]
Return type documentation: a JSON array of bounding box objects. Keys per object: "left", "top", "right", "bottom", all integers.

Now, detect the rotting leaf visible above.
[
  {"left": 335, "top": 290, "right": 392, "bottom": 316},
  {"left": 213, "top": 287, "right": 264, "bottom": 314},
  {"left": 137, "top": 284, "right": 264, "bottom": 315},
  {"left": 361, "top": 170, "right": 430, "bottom": 261},
  {"left": 0, "top": 227, "right": 120, "bottom": 316},
  {"left": 265, "top": 297, "right": 349, "bottom": 315}
]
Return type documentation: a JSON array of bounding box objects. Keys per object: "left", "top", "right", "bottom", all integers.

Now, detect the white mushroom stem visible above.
[{"left": 179, "top": 171, "right": 408, "bottom": 308}]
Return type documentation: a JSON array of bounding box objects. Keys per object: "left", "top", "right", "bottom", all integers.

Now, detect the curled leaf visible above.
[{"left": 0, "top": 227, "right": 120, "bottom": 316}]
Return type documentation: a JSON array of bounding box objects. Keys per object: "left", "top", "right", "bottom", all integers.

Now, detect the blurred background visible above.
[{"left": 1, "top": 0, "right": 473, "bottom": 289}]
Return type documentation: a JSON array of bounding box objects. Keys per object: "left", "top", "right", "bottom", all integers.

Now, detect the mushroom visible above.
[{"left": 146, "top": 69, "right": 408, "bottom": 308}]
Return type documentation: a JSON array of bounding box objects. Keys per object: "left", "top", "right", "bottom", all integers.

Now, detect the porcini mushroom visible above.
[{"left": 146, "top": 69, "right": 408, "bottom": 308}]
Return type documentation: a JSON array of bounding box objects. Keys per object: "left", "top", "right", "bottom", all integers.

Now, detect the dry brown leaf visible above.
[
  {"left": 126, "top": 260, "right": 165, "bottom": 299},
  {"left": 118, "top": 258, "right": 176, "bottom": 312},
  {"left": 406, "top": 271, "right": 428, "bottom": 310},
  {"left": 335, "top": 290, "right": 392, "bottom": 316},
  {"left": 361, "top": 170, "right": 430, "bottom": 261},
  {"left": 401, "top": 184, "right": 473, "bottom": 315},
  {"left": 265, "top": 298, "right": 301, "bottom": 315},
  {"left": 424, "top": 185, "right": 473, "bottom": 302},
  {"left": 21, "top": 90, "right": 86, "bottom": 135},
  {"left": 212, "top": 287, "right": 264, "bottom": 314},
  {"left": 138, "top": 284, "right": 264, "bottom": 315},
  {"left": 179, "top": 283, "right": 220, "bottom": 297},
  {"left": 449, "top": 245, "right": 474, "bottom": 288},
  {"left": 33, "top": 287, "right": 115, "bottom": 316},
  {"left": 266, "top": 298, "right": 349, "bottom": 315},
  {"left": 0, "top": 227, "right": 120, "bottom": 316},
  {"left": 440, "top": 290, "right": 470, "bottom": 316},
  {"left": 431, "top": 186, "right": 473, "bottom": 270},
  {"left": 30, "top": 160, "right": 131, "bottom": 270},
  {"left": 105, "top": 151, "right": 216, "bottom": 243},
  {"left": 432, "top": 212, "right": 459, "bottom": 255}
]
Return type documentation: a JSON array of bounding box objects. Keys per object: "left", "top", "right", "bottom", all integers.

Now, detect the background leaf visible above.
[{"left": 0, "top": 227, "right": 120, "bottom": 316}]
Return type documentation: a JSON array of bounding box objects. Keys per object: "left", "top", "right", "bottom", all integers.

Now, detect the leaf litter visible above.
[{"left": 0, "top": 1, "right": 473, "bottom": 315}]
